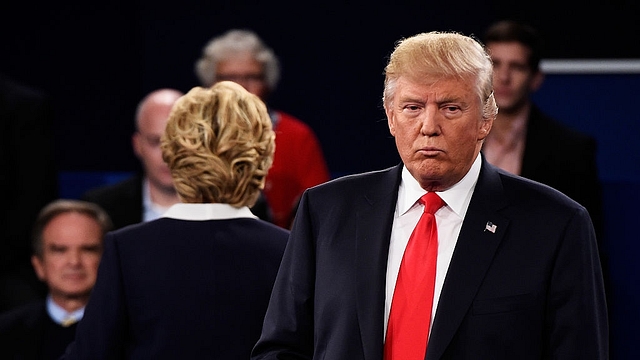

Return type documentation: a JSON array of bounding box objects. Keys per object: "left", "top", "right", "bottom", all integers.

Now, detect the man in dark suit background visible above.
[
  {"left": 0, "top": 199, "right": 112, "bottom": 360},
  {"left": 0, "top": 74, "right": 58, "bottom": 313},
  {"left": 481, "top": 20, "right": 604, "bottom": 241},
  {"left": 62, "top": 82, "right": 289, "bottom": 359},
  {"left": 252, "top": 31, "right": 608, "bottom": 359},
  {"left": 81, "top": 88, "right": 184, "bottom": 230},
  {"left": 82, "top": 87, "right": 273, "bottom": 229},
  {"left": 481, "top": 20, "right": 611, "bottom": 325}
]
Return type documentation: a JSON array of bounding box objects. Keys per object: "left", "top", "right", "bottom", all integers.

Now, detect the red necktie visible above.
[{"left": 384, "top": 192, "right": 444, "bottom": 360}]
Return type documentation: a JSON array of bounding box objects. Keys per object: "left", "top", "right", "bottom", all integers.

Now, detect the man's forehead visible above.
[{"left": 396, "top": 77, "right": 475, "bottom": 100}]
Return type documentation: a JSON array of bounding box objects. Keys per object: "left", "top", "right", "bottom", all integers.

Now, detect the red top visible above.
[{"left": 264, "top": 110, "right": 330, "bottom": 228}]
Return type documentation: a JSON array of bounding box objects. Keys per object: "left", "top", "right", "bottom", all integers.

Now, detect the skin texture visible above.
[
  {"left": 386, "top": 76, "right": 492, "bottom": 192},
  {"left": 216, "top": 54, "right": 269, "bottom": 101},
  {"left": 132, "top": 90, "right": 182, "bottom": 205},
  {"left": 486, "top": 42, "right": 543, "bottom": 115},
  {"left": 31, "top": 212, "right": 103, "bottom": 312}
]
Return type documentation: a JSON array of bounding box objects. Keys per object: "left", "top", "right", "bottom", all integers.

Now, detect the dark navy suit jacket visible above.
[
  {"left": 0, "top": 300, "right": 77, "bottom": 360},
  {"left": 252, "top": 157, "right": 608, "bottom": 359},
  {"left": 521, "top": 105, "right": 603, "bottom": 240},
  {"left": 62, "top": 215, "right": 288, "bottom": 359}
]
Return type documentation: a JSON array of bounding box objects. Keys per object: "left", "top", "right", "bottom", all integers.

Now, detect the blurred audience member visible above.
[
  {"left": 81, "top": 89, "right": 184, "bottom": 230},
  {"left": 195, "top": 29, "right": 330, "bottom": 228},
  {"left": 481, "top": 20, "right": 604, "bottom": 239},
  {"left": 0, "top": 199, "right": 111, "bottom": 360}
]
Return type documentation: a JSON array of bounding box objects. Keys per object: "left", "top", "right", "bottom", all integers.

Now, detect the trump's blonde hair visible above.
[{"left": 383, "top": 31, "right": 498, "bottom": 121}]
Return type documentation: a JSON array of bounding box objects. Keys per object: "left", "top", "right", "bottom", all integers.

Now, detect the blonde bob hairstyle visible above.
[
  {"left": 383, "top": 31, "right": 498, "bottom": 122},
  {"left": 161, "top": 81, "right": 275, "bottom": 207}
]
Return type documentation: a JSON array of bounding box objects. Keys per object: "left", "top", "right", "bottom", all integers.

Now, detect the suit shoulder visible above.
[
  {"left": 108, "top": 217, "right": 289, "bottom": 246},
  {"left": 531, "top": 106, "right": 596, "bottom": 146},
  {"left": 0, "top": 75, "right": 48, "bottom": 104},
  {"left": 309, "top": 166, "right": 397, "bottom": 193},
  {"left": 0, "top": 301, "right": 44, "bottom": 334},
  {"left": 81, "top": 175, "right": 141, "bottom": 203}
]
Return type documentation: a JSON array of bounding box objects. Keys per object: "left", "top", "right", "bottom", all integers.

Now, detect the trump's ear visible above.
[
  {"left": 386, "top": 108, "right": 396, "bottom": 137},
  {"left": 478, "top": 116, "right": 493, "bottom": 141}
]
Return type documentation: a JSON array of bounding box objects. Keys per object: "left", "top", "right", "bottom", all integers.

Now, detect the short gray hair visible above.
[{"left": 194, "top": 29, "right": 280, "bottom": 90}]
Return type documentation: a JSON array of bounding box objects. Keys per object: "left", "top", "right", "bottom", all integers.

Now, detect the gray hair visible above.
[
  {"left": 194, "top": 29, "right": 280, "bottom": 90},
  {"left": 31, "top": 199, "right": 113, "bottom": 257}
]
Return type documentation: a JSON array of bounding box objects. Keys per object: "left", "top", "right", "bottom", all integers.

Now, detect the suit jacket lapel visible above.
[
  {"left": 427, "top": 159, "right": 510, "bottom": 360},
  {"left": 356, "top": 165, "right": 402, "bottom": 360}
]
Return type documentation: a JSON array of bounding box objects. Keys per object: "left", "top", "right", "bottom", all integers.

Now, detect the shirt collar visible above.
[
  {"left": 142, "top": 177, "right": 171, "bottom": 221},
  {"left": 46, "top": 295, "right": 85, "bottom": 325},
  {"left": 161, "top": 203, "right": 258, "bottom": 221},
  {"left": 398, "top": 153, "right": 482, "bottom": 217}
]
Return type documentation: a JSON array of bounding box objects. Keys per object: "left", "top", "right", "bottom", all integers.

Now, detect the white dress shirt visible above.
[
  {"left": 46, "top": 295, "right": 85, "bottom": 326},
  {"left": 142, "top": 178, "right": 171, "bottom": 222},
  {"left": 384, "top": 154, "right": 482, "bottom": 338}
]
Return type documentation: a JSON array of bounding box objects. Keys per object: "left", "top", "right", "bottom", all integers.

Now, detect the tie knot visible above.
[
  {"left": 420, "top": 192, "right": 444, "bottom": 215},
  {"left": 61, "top": 315, "right": 78, "bottom": 327}
]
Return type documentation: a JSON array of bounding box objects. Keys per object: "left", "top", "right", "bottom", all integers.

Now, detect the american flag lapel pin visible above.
[{"left": 484, "top": 221, "right": 497, "bottom": 233}]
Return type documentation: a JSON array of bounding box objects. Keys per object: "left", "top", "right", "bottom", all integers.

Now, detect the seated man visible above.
[{"left": 0, "top": 199, "right": 112, "bottom": 360}]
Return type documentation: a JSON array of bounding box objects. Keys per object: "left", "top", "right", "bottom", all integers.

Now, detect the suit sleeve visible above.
[
  {"left": 546, "top": 206, "right": 608, "bottom": 358},
  {"left": 251, "top": 191, "right": 316, "bottom": 360},
  {"left": 61, "top": 233, "right": 128, "bottom": 359}
]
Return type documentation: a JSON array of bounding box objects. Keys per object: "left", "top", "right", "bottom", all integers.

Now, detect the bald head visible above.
[
  {"left": 132, "top": 88, "right": 184, "bottom": 194},
  {"left": 135, "top": 89, "right": 184, "bottom": 130}
]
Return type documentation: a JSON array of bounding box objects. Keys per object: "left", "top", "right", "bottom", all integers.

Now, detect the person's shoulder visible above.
[
  {"left": 0, "top": 300, "right": 45, "bottom": 332},
  {"left": 529, "top": 105, "right": 596, "bottom": 145},
  {"left": 109, "top": 217, "right": 289, "bottom": 253},
  {"left": 274, "top": 110, "right": 315, "bottom": 132},
  {"left": 307, "top": 165, "right": 400, "bottom": 196},
  {"left": 497, "top": 167, "right": 586, "bottom": 211},
  {"left": 81, "top": 174, "right": 142, "bottom": 202},
  {"left": 0, "top": 74, "right": 48, "bottom": 103},
  {"left": 242, "top": 219, "right": 290, "bottom": 249},
  {"left": 252, "top": 218, "right": 291, "bottom": 235}
]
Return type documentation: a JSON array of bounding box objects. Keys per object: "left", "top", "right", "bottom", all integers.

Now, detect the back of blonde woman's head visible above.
[{"left": 161, "top": 81, "right": 275, "bottom": 207}]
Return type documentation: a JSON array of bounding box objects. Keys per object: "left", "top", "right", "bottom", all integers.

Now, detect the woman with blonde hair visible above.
[{"left": 62, "top": 81, "right": 289, "bottom": 360}]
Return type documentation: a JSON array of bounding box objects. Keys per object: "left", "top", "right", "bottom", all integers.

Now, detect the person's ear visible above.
[
  {"left": 386, "top": 108, "right": 396, "bottom": 136},
  {"left": 479, "top": 117, "right": 493, "bottom": 141},
  {"left": 132, "top": 132, "right": 143, "bottom": 158},
  {"left": 31, "top": 255, "right": 45, "bottom": 281},
  {"left": 530, "top": 70, "right": 545, "bottom": 92}
]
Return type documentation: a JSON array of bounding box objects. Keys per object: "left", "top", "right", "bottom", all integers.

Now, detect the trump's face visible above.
[{"left": 386, "top": 76, "right": 492, "bottom": 191}]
